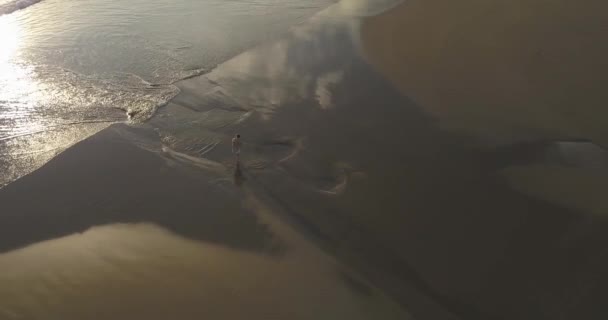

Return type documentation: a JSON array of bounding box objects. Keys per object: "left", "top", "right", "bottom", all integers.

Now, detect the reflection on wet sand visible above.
[
  {"left": 233, "top": 161, "right": 245, "bottom": 186},
  {"left": 2, "top": 0, "right": 608, "bottom": 319},
  {"left": 155, "top": 0, "right": 608, "bottom": 318},
  {"left": 0, "top": 126, "right": 409, "bottom": 319},
  {"left": 360, "top": 1, "right": 608, "bottom": 318},
  {"left": 362, "top": 0, "right": 608, "bottom": 147}
]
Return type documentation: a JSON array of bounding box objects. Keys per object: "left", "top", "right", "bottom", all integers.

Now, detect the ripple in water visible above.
[{"left": 0, "top": 62, "right": 181, "bottom": 187}]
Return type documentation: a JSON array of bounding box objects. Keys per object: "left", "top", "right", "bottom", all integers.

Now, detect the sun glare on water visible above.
[
  {"left": 0, "top": 14, "right": 35, "bottom": 101},
  {"left": 0, "top": 14, "right": 45, "bottom": 140},
  {"left": 0, "top": 15, "right": 40, "bottom": 110},
  {"left": 0, "top": 15, "right": 20, "bottom": 70},
  {"left": 0, "top": 14, "right": 111, "bottom": 187}
]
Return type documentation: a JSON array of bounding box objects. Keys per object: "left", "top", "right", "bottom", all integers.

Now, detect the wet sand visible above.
[
  {"left": 361, "top": 1, "right": 608, "bottom": 319},
  {"left": 2, "top": 0, "right": 608, "bottom": 319},
  {"left": 0, "top": 127, "right": 410, "bottom": 320},
  {"left": 361, "top": 0, "right": 608, "bottom": 146}
]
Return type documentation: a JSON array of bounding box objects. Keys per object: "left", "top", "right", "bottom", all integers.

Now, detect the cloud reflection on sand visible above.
[{"left": 361, "top": 0, "right": 608, "bottom": 148}]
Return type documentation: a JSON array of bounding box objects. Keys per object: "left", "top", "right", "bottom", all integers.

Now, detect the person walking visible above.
[{"left": 232, "top": 134, "right": 242, "bottom": 162}]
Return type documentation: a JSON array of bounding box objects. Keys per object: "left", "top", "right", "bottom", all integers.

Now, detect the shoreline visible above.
[{"left": 2, "top": 0, "right": 608, "bottom": 319}]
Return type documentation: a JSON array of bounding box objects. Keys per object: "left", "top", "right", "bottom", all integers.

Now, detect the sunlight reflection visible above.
[
  {"left": 0, "top": 14, "right": 70, "bottom": 187},
  {"left": 0, "top": 15, "right": 20, "bottom": 72},
  {"left": 0, "top": 15, "right": 42, "bottom": 139},
  {"left": 0, "top": 14, "right": 38, "bottom": 106}
]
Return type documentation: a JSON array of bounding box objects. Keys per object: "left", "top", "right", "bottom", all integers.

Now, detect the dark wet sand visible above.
[
  {"left": 2, "top": 1, "right": 608, "bottom": 319},
  {"left": 361, "top": 0, "right": 608, "bottom": 147},
  {"left": 0, "top": 127, "right": 410, "bottom": 319},
  {"left": 361, "top": 1, "right": 608, "bottom": 319}
]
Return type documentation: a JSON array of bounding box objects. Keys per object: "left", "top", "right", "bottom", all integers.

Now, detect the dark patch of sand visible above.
[{"left": 0, "top": 126, "right": 279, "bottom": 254}]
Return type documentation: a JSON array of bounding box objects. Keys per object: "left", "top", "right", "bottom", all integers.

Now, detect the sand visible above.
[
  {"left": 2, "top": 1, "right": 608, "bottom": 319},
  {"left": 361, "top": 0, "right": 608, "bottom": 146},
  {"left": 360, "top": 1, "right": 608, "bottom": 318},
  {"left": 0, "top": 126, "right": 411, "bottom": 320}
]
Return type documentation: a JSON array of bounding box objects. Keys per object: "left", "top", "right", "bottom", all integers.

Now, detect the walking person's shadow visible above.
[{"left": 233, "top": 160, "right": 246, "bottom": 187}]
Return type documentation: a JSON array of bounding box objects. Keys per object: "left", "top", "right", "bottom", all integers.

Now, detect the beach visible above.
[
  {"left": 361, "top": 1, "right": 608, "bottom": 318},
  {"left": 2, "top": 0, "right": 608, "bottom": 319},
  {"left": 361, "top": 0, "right": 608, "bottom": 146}
]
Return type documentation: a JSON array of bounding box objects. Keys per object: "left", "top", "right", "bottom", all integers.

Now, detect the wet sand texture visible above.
[{"left": 362, "top": 0, "right": 608, "bottom": 146}]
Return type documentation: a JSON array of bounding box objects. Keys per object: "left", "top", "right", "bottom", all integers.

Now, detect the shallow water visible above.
[{"left": 0, "top": 0, "right": 334, "bottom": 186}]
